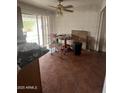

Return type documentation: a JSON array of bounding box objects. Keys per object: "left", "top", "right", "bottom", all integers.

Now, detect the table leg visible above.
[{"left": 64, "top": 39, "right": 67, "bottom": 48}]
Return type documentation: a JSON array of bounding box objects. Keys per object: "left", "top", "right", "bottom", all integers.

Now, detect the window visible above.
[{"left": 22, "top": 14, "right": 44, "bottom": 46}]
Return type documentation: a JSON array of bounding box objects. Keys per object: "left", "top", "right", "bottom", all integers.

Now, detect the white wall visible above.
[{"left": 55, "top": 11, "right": 99, "bottom": 50}]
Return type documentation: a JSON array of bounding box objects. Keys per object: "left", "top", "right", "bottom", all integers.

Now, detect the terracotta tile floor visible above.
[{"left": 39, "top": 51, "right": 106, "bottom": 93}]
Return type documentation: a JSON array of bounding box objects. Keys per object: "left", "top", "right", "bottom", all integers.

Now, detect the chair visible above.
[{"left": 49, "top": 33, "right": 62, "bottom": 54}]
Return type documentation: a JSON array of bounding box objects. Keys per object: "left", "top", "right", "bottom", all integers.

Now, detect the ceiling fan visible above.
[{"left": 49, "top": 0, "right": 74, "bottom": 15}]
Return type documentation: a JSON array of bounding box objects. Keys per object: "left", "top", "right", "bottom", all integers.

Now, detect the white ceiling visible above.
[{"left": 19, "top": 0, "right": 105, "bottom": 12}]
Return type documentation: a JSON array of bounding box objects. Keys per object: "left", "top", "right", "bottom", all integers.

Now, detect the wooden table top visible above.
[{"left": 17, "top": 59, "right": 42, "bottom": 93}]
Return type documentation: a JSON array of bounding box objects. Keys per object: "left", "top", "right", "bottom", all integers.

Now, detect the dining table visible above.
[
  {"left": 56, "top": 34, "right": 72, "bottom": 54},
  {"left": 57, "top": 34, "right": 72, "bottom": 48}
]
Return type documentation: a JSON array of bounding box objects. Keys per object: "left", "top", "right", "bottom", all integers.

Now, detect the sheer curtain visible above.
[
  {"left": 42, "top": 16, "right": 51, "bottom": 48},
  {"left": 96, "top": 7, "right": 106, "bottom": 52}
]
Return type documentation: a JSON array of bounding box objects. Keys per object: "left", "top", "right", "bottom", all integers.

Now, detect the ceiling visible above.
[{"left": 19, "top": 0, "right": 105, "bottom": 12}]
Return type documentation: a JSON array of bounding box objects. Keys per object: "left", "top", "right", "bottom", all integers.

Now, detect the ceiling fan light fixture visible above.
[
  {"left": 56, "top": 7, "right": 63, "bottom": 16},
  {"left": 56, "top": 10, "right": 63, "bottom": 16},
  {"left": 50, "top": 0, "right": 74, "bottom": 16}
]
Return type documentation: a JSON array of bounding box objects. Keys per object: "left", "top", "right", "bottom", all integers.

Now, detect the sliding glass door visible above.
[
  {"left": 22, "top": 14, "right": 43, "bottom": 46},
  {"left": 22, "top": 14, "right": 50, "bottom": 47}
]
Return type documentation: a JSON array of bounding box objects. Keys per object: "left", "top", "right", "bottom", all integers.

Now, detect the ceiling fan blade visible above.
[
  {"left": 49, "top": 5, "right": 57, "bottom": 9},
  {"left": 63, "top": 9, "right": 74, "bottom": 12},
  {"left": 63, "top": 5, "right": 73, "bottom": 8}
]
